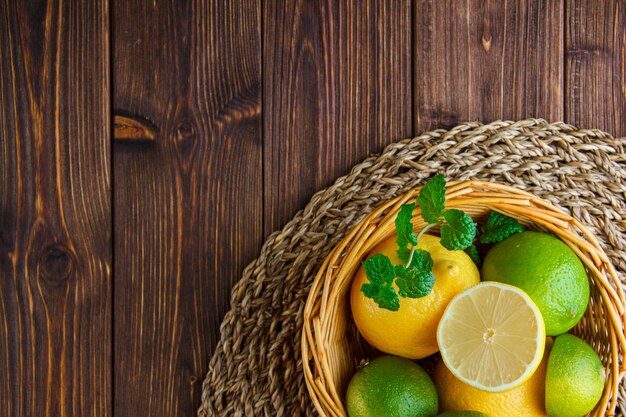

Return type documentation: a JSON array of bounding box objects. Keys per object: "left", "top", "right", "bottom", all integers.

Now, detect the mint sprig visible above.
[
  {"left": 362, "top": 253, "right": 395, "bottom": 285},
  {"left": 395, "top": 202, "right": 417, "bottom": 263},
  {"left": 479, "top": 211, "right": 524, "bottom": 244},
  {"left": 395, "top": 265, "right": 435, "bottom": 298},
  {"left": 361, "top": 283, "right": 400, "bottom": 311},
  {"left": 407, "top": 249, "right": 432, "bottom": 271},
  {"left": 441, "top": 209, "right": 477, "bottom": 250},
  {"left": 360, "top": 175, "right": 477, "bottom": 311},
  {"left": 361, "top": 254, "right": 399, "bottom": 311},
  {"left": 417, "top": 174, "right": 446, "bottom": 223}
]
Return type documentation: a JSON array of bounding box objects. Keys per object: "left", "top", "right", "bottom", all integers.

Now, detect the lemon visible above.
[
  {"left": 545, "top": 334, "right": 605, "bottom": 417},
  {"left": 434, "top": 339, "right": 552, "bottom": 417},
  {"left": 346, "top": 355, "right": 438, "bottom": 417},
  {"left": 436, "top": 282, "right": 546, "bottom": 392},
  {"left": 438, "top": 412, "right": 491, "bottom": 417},
  {"left": 482, "top": 231, "right": 589, "bottom": 336},
  {"left": 351, "top": 234, "right": 480, "bottom": 359}
]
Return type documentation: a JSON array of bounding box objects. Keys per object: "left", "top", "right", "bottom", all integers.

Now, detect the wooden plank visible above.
[
  {"left": 112, "top": 0, "right": 261, "bottom": 415},
  {"left": 0, "top": 0, "right": 111, "bottom": 416},
  {"left": 414, "top": 0, "right": 564, "bottom": 132},
  {"left": 263, "top": 0, "right": 414, "bottom": 234},
  {"left": 566, "top": 0, "right": 625, "bottom": 137}
]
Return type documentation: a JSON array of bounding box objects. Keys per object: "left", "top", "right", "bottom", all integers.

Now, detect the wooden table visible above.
[{"left": 1, "top": 1, "right": 624, "bottom": 415}]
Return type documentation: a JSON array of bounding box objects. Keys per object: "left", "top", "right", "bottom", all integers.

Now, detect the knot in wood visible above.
[
  {"left": 482, "top": 32, "right": 492, "bottom": 52},
  {"left": 40, "top": 244, "right": 74, "bottom": 284},
  {"left": 175, "top": 120, "right": 196, "bottom": 150}
]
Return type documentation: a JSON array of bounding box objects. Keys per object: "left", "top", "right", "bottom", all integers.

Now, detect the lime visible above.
[
  {"left": 351, "top": 234, "right": 479, "bottom": 359},
  {"left": 438, "top": 412, "right": 491, "bottom": 417},
  {"left": 346, "top": 355, "right": 438, "bottom": 417},
  {"left": 482, "top": 231, "right": 589, "bottom": 335},
  {"left": 546, "top": 334, "right": 605, "bottom": 417}
]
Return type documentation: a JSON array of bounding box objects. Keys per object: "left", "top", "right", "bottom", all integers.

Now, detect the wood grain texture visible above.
[
  {"left": 414, "top": 0, "right": 564, "bottom": 132},
  {"left": 263, "top": 0, "right": 413, "bottom": 234},
  {"left": 566, "top": 0, "right": 625, "bottom": 137},
  {"left": 112, "top": 0, "right": 261, "bottom": 415},
  {"left": 2, "top": 0, "right": 625, "bottom": 415},
  {"left": 0, "top": 0, "right": 111, "bottom": 416}
]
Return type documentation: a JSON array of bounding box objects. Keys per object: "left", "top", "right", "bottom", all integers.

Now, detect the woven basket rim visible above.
[
  {"left": 198, "top": 119, "right": 626, "bottom": 417},
  {"left": 302, "top": 179, "right": 626, "bottom": 417}
]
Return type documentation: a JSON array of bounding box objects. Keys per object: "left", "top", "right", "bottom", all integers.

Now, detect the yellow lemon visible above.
[
  {"left": 437, "top": 282, "right": 546, "bottom": 392},
  {"left": 350, "top": 234, "right": 480, "bottom": 359},
  {"left": 434, "top": 339, "right": 553, "bottom": 417}
]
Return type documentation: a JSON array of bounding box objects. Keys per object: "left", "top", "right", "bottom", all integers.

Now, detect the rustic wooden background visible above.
[{"left": 1, "top": 0, "right": 624, "bottom": 415}]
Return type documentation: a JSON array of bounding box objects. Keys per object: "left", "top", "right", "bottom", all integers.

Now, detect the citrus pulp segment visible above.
[{"left": 436, "top": 282, "right": 546, "bottom": 392}]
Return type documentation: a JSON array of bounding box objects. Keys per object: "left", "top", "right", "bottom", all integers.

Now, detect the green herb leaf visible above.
[
  {"left": 441, "top": 209, "right": 476, "bottom": 250},
  {"left": 417, "top": 174, "right": 446, "bottom": 224},
  {"left": 394, "top": 264, "right": 407, "bottom": 277},
  {"left": 395, "top": 266, "right": 436, "bottom": 298},
  {"left": 361, "top": 283, "right": 400, "bottom": 311},
  {"left": 464, "top": 244, "right": 481, "bottom": 267},
  {"left": 362, "top": 253, "right": 395, "bottom": 285},
  {"left": 361, "top": 254, "right": 399, "bottom": 310},
  {"left": 408, "top": 249, "right": 433, "bottom": 271},
  {"left": 397, "top": 246, "right": 411, "bottom": 264},
  {"left": 479, "top": 211, "right": 524, "bottom": 244},
  {"left": 395, "top": 203, "right": 417, "bottom": 263}
]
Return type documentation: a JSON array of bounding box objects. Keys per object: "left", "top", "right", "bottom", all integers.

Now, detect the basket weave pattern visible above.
[
  {"left": 198, "top": 119, "right": 626, "bottom": 417},
  {"left": 302, "top": 180, "right": 626, "bottom": 417}
]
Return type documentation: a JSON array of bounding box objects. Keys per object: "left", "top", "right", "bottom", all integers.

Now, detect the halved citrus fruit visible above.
[{"left": 436, "top": 282, "right": 546, "bottom": 392}]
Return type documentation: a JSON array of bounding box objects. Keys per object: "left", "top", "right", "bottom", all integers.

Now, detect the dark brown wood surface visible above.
[
  {"left": 566, "top": 0, "right": 626, "bottom": 135},
  {"left": 414, "top": 0, "right": 565, "bottom": 131},
  {"left": 0, "top": 0, "right": 111, "bottom": 416},
  {"left": 263, "top": 0, "right": 413, "bottom": 233},
  {"left": 1, "top": 0, "right": 624, "bottom": 416},
  {"left": 112, "top": 0, "right": 261, "bottom": 414}
]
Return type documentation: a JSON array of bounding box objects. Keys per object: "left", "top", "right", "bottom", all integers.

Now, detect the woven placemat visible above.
[{"left": 198, "top": 119, "right": 626, "bottom": 417}]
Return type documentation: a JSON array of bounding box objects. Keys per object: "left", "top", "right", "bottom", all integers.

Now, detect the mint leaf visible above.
[
  {"left": 397, "top": 246, "right": 411, "bottom": 264},
  {"left": 395, "top": 203, "right": 417, "bottom": 263},
  {"left": 417, "top": 174, "right": 446, "bottom": 224},
  {"left": 441, "top": 209, "right": 476, "bottom": 250},
  {"left": 361, "top": 283, "right": 400, "bottom": 311},
  {"left": 464, "top": 244, "right": 481, "bottom": 267},
  {"left": 394, "top": 264, "right": 407, "bottom": 277},
  {"left": 361, "top": 254, "right": 399, "bottom": 310},
  {"left": 395, "top": 266, "right": 435, "bottom": 298},
  {"left": 362, "top": 253, "right": 395, "bottom": 285},
  {"left": 479, "top": 211, "right": 524, "bottom": 244},
  {"left": 409, "top": 249, "right": 433, "bottom": 271},
  {"left": 394, "top": 251, "right": 435, "bottom": 298}
]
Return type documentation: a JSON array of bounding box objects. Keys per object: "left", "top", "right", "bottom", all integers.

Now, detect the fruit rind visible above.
[
  {"left": 438, "top": 411, "right": 491, "bottom": 417},
  {"left": 346, "top": 355, "right": 438, "bottom": 417},
  {"left": 481, "top": 231, "right": 590, "bottom": 336},
  {"left": 351, "top": 234, "right": 480, "bottom": 359},
  {"left": 545, "top": 334, "right": 605, "bottom": 417}
]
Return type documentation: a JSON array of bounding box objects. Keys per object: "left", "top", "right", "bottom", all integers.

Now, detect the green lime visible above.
[
  {"left": 481, "top": 231, "right": 589, "bottom": 335},
  {"left": 438, "top": 412, "right": 491, "bottom": 417},
  {"left": 546, "top": 334, "right": 605, "bottom": 417},
  {"left": 346, "top": 355, "right": 438, "bottom": 417}
]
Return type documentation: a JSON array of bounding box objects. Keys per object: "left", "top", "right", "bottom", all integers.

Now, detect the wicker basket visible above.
[{"left": 302, "top": 180, "right": 626, "bottom": 417}]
